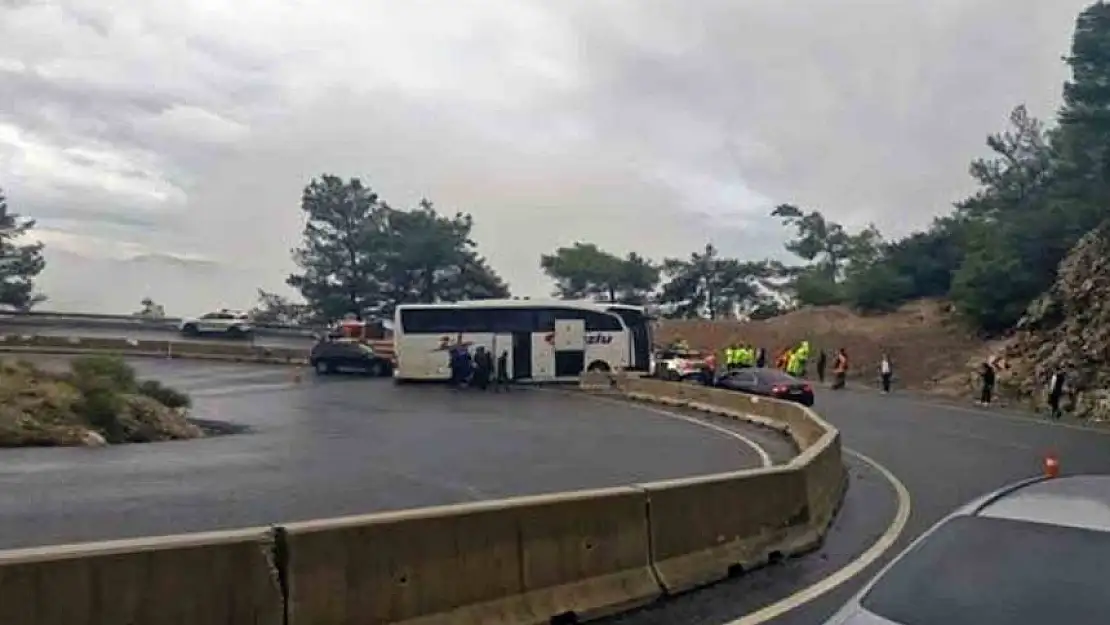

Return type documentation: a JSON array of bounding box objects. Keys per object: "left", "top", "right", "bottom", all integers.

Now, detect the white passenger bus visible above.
[{"left": 393, "top": 299, "right": 654, "bottom": 382}]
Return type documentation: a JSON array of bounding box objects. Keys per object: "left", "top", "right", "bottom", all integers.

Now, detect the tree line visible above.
[
  {"left": 266, "top": 3, "right": 1110, "bottom": 334},
  {"left": 4, "top": 1, "right": 1108, "bottom": 337}
]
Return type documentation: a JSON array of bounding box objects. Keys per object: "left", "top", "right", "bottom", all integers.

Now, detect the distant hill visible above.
[{"left": 34, "top": 249, "right": 292, "bottom": 316}]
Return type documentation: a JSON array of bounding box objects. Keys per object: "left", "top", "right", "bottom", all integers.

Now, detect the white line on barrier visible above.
[
  {"left": 721, "top": 447, "right": 912, "bottom": 625},
  {"left": 580, "top": 393, "right": 774, "bottom": 468}
]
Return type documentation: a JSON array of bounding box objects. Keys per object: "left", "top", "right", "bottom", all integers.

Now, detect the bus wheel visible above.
[{"left": 586, "top": 361, "right": 610, "bottom": 373}]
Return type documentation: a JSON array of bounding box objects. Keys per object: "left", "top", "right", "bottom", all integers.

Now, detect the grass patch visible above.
[{"left": 0, "top": 356, "right": 202, "bottom": 447}]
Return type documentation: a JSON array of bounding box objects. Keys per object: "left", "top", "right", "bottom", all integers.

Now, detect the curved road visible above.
[
  {"left": 603, "top": 386, "right": 1110, "bottom": 625},
  {"left": 0, "top": 356, "right": 794, "bottom": 549},
  {"left": 6, "top": 345, "right": 1110, "bottom": 624}
]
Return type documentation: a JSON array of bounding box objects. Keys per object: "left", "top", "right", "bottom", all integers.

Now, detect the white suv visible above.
[{"left": 179, "top": 309, "right": 253, "bottom": 338}]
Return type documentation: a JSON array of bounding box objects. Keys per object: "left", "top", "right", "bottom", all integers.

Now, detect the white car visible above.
[
  {"left": 179, "top": 309, "right": 253, "bottom": 338},
  {"left": 823, "top": 472, "right": 1110, "bottom": 625}
]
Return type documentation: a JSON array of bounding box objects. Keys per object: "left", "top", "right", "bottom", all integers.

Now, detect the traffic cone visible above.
[{"left": 1043, "top": 452, "right": 1060, "bottom": 478}]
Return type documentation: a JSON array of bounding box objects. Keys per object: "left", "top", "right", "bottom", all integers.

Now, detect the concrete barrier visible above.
[
  {"left": 641, "top": 467, "right": 812, "bottom": 593},
  {"left": 613, "top": 375, "right": 848, "bottom": 592},
  {"left": 0, "top": 528, "right": 282, "bottom": 625},
  {"left": 281, "top": 487, "right": 660, "bottom": 625},
  {"left": 0, "top": 369, "right": 846, "bottom": 625}
]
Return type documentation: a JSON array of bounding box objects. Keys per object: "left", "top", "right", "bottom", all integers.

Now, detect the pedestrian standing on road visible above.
[
  {"left": 978, "top": 361, "right": 996, "bottom": 406},
  {"left": 448, "top": 345, "right": 463, "bottom": 388},
  {"left": 755, "top": 347, "right": 766, "bottom": 368},
  {"left": 879, "top": 353, "right": 893, "bottom": 394},
  {"left": 831, "top": 348, "right": 848, "bottom": 390},
  {"left": 472, "top": 346, "right": 492, "bottom": 390},
  {"left": 1047, "top": 366, "right": 1067, "bottom": 420},
  {"left": 816, "top": 350, "right": 827, "bottom": 384},
  {"left": 494, "top": 350, "right": 511, "bottom": 392}
]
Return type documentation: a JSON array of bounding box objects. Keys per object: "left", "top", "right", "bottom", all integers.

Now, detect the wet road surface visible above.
[
  {"left": 0, "top": 357, "right": 787, "bottom": 549},
  {"left": 8, "top": 350, "right": 1110, "bottom": 625},
  {"left": 603, "top": 386, "right": 1110, "bottom": 625}
]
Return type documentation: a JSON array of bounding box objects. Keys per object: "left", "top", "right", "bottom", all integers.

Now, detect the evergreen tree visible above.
[{"left": 0, "top": 188, "right": 46, "bottom": 311}]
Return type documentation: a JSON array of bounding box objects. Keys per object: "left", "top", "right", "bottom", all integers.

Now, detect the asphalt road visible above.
[
  {"left": 602, "top": 386, "right": 1110, "bottom": 625},
  {"left": 0, "top": 357, "right": 790, "bottom": 549},
  {"left": 8, "top": 348, "right": 1110, "bottom": 625},
  {"left": 0, "top": 322, "right": 313, "bottom": 349}
]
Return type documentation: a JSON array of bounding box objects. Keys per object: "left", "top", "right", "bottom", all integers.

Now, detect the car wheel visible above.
[
  {"left": 314, "top": 360, "right": 332, "bottom": 375},
  {"left": 226, "top": 326, "right": 244, "bottom": 338},
  {"left": 367, "top": 360, "right": 386, "bottom": 377},
  {"left": 181, "top": 323, "right": 199, "bottom": 336}
]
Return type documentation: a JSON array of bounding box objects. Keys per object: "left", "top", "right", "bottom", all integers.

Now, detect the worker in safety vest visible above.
[
  {"left": 793, "top": 340, "right": 811, "bottom": 377},
  {"left": 786, "top": 350, "right": 802, "bottom": 376},
  {"left": 831, "top": 348, "right": 849, "bottom": 390},
  {"left": 776, "top": 348, "right": 791, "bottom": 370}
]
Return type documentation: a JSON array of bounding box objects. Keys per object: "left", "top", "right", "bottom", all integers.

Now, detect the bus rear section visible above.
[
  {"left": 606, "top": 305, "right": 653, "bottom": 374},
  {"left": 393, "top": 303, "right": 632, "bottom": 382}
]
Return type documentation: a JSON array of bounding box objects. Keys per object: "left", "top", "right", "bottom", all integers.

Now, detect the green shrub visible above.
[
  {"left": 73, "top": 375, "right": 125, "bottom": 442},
  {"left": 137, "top": 379, "right": 192, "bottom": 409},
  {"left": 69, "top": 356, "right": 137, "bottom": 392}
]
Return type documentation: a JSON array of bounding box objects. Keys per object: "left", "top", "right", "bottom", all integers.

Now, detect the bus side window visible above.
[
  {"left": 488, "top": 308, "right": 536, "bottom": 333},
  {"left": 401, "top": 309, "right": 447, "bottom": 333},
  {"left": 456, "top": 309, "right": 492, "bottom": 333},
  {"left": 582, "top": 310, "right": 622, "bottom": 332},
  {"left": 534, "top": 308, "right": 558, "bottom": 332}
]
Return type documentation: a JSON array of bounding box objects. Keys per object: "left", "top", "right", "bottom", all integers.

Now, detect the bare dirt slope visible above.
[{"left": 656, "top": 300, "right": 990, "bottom": 391}]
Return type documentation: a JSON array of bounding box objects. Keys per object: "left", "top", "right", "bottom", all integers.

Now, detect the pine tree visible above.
[{"left": 0, "top": 188, "right": 46, "bottom": 311}]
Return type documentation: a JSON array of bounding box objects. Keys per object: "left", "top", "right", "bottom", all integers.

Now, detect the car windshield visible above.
[{"left": 860, "top": 515, "right": 1110, "bottom": 625}]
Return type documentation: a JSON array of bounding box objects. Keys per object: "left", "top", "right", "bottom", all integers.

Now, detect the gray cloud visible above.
[{"left": 0, "top": 0, "right": 1094, "bottom": 311}]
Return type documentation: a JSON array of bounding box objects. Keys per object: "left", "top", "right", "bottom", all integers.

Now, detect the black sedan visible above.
[
  {"left": 309, "top": 338, "right": 393, "bottom": 377},
  {"left": 714, "top": 368, "right": 815, "bottom": 406}
]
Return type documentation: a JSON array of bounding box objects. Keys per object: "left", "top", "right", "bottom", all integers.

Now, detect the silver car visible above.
[{"left": 824, "top": 473, "right": 1110, "bottom": 625}]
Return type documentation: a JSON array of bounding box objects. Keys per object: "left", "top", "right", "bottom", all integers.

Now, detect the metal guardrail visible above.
[{"left": 0, "top": 311, "right": 321, "bottom": 337}]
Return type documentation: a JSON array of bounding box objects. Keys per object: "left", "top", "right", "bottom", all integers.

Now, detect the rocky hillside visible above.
[
  {"left": 1001, "top": 219, "right": 1110, "bottom": 420},
  {"left": 657, "top": 299, "right": 987, "bottom": 391}
]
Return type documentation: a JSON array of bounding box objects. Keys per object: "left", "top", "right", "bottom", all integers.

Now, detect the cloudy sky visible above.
[{"left": 0, "top": 0, "right": 1093, "bottom": 312}]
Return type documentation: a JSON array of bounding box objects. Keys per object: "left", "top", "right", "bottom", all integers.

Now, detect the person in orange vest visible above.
[
  {"left": 700, "top": 351, "right": 718, "bottom": 385},
  {"left": 776, "top": 348, "right": 791, "bottom": 370},
  {"left": 831, "top": 348, "right": 849, "bottom": 390}
]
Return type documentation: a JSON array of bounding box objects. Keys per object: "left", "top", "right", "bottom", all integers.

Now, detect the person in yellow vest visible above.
[
  {"left": 794, "top": 340, "right": 811, "bottom": 377},
  {"left": 786, "top": 350, "right": 802, "bottom": 376}
]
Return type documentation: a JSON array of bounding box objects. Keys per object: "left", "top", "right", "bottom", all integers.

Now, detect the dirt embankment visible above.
[
  {"left": 656, "top": 299, "right": 991, "bottom": 392},
  {"left": 0, "top": 356, "right": 201, "bottom": 447}
]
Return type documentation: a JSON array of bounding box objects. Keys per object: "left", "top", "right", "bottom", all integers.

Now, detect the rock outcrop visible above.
[{"left": 1004, "top": 219, "right": 1110, "bottom": 420}]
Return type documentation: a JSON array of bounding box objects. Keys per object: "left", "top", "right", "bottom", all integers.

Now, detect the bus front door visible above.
[{"left": 512, "top": 332, "right": 532, "bottom": 380}]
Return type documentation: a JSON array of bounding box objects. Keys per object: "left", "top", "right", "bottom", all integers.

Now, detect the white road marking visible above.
[
  {"left": 190, "top": 382, "right": 301, "bottom": 398},
  {"left": 900, "top": 397, "right": 1110, "bottom": 437},
  {"left": 722, "top": 447, "right": 912, "bottom": 625},
  {"left": 582, "top": 393, "right": 774, "bottom": 468}
]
